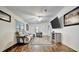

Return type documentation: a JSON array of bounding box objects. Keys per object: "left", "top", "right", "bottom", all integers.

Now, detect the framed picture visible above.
[
  {"left": 0, "top": 10, "right": 11, "bottom": 22},
  {"left": 64, "top": 7, "right": 79, "bottom": 26},
  {"left": 26, "top": 24, "right": 29, "bottom": 31}
]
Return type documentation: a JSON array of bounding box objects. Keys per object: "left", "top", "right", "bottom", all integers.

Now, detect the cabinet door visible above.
[{"left": 55, "top": 33, "right": 61, "bottom": 43}]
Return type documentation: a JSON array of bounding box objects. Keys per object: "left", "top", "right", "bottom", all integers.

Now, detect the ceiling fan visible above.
[{"left": 26, "top": 8, "right": 53, "bottom": 21}]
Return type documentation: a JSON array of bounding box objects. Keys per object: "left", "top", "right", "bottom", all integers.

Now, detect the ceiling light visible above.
[
  {"left": 35, "top": 16, "right": 42, "bottom": 21},
  {"left": 38, "top": 17, "right": 42, "bottom": 21}
]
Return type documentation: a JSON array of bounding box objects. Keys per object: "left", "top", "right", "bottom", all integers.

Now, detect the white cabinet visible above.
[{"left": 52, "top": 33, "right": 61, "bottom": 43}]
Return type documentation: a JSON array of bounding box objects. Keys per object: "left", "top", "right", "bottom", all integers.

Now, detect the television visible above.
[{"left": 50, "top": 17, "right": 61, "bottom": 29}]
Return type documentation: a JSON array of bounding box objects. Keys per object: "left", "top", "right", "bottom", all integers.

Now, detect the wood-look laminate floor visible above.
[{"left": 7, "top": 43, "right": 76, "bottom": 52}]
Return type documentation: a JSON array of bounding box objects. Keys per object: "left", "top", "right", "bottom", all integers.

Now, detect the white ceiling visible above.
[{"left": 6, "top": 6, "right": 64, "bottom": 24}]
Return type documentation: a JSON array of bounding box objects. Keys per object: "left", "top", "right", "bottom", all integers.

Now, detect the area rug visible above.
[{"left": 31, "top": 36, "right": 52, "bottom": 45}]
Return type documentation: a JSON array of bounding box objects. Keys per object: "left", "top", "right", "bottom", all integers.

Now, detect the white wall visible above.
[
  {"left": 29, "top": 22, "right": 51, "bottom": 36},
  {"left": 52, "top": 6, "right": 79, "bottom": 51},
  {"left": 0, "top": 6, "right": 26, "bottom": 51}
]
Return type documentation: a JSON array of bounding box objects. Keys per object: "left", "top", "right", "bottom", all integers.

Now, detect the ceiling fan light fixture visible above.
[{"left": 38, "top": 17, "right": 42, "bottom": 21}]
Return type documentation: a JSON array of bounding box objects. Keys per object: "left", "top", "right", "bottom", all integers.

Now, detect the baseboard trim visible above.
[
  {"left": 3, "top": 43, "right": 17, "bottom": 52},
  {"left": 61, "top": 43, "right": 77, "bottom": 52},
  {"left": 3, "top": 43, "right": 29, "bottom": 52}
]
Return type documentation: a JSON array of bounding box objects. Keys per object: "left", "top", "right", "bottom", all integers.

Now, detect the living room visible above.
[{"left": 0, "top": 6, "right": 79, "bottom": 52}]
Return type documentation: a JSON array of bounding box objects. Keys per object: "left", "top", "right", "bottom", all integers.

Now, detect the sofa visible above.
[{"left": 15, "top": 32, "right": 33, "bottom": 44}]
